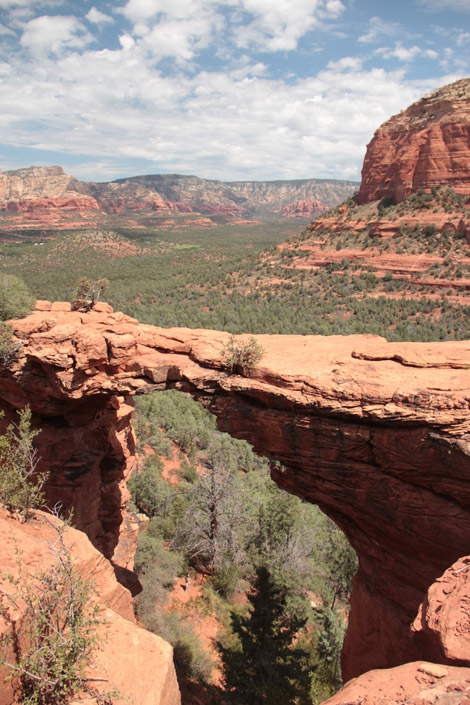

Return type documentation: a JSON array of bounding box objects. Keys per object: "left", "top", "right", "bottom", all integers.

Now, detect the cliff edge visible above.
[{"left": 357, "top": 78, "right": 470, "bottom": 204}]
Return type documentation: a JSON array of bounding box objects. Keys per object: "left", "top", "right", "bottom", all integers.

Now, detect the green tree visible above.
[
  {"left": 0, "top": 407, "right": 48, "bottom": 517},
  {"left": 218, "top": 566, "right": 310, "bottom": 705},
  {"left": 0, "top": 274, "right": 34, "bottom": 321}
]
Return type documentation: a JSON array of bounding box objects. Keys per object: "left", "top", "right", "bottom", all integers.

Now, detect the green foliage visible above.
[
  {"left": 130, "top": 390, "right": 357, "bottom": 698},
  {"left": 2, "top": 220, "right": 470, "bottom": 342},
  {"left": 0, "top": 519, "right": 103, "bottom": 705},
  {"left": 312, "top": 606, "right": 345, "bottom": 690},
  {"left": 0, "top": 407, "right": 48, "bottom": 517},
  {"left": 0, "top": 274, "right": 34, "bottom": 321},
  {"left": 133, "top": 530, "right": 213, "bottom": 683},
  {"left": 222, "top": 335, "right": 264, "bottom": 375},
  {"left": 218, "top": 566, "right": 310, "bottom": 705}
]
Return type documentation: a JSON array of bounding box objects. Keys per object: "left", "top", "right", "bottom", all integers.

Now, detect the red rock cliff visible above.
[
  {"left": 1, "top": 303, "right": 470, "bottom": 683},
  {"left": 356, "top": 78, "right": 470, "bottom": 204}
]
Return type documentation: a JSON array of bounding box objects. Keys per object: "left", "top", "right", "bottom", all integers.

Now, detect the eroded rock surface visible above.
[
  {"left": 1, "top": 304, "right": 470, "bottom": 681},
  {"left": 357, "top": 78, "right": 470, "bottom": 204},
  {"left": 323, "top": 661, "right": 470, "bottom": 705}
]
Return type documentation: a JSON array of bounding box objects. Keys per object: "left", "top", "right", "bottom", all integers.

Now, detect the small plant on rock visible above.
[
  {"left": 222, "top": 335, "right": 264, "bottom": 376},
  {"left": 72, "top": 278, "right": 109, "bottom": 311},
  {"left": 0, "top": 322, "right": 22, "bottom": 365}
]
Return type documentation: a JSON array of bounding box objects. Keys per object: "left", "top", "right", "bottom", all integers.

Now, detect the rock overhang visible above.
[{"left": 1, "top": 303, "right": 470, "bottom": 680}]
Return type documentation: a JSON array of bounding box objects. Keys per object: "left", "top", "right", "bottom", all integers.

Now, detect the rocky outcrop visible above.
[
  {"left": 357, "top": 78, "right": 470, "bottom": 204},
  {"left": 326, "top": 555, "right": 470, "bottom": 703},
  {"left": 281, "top": 198, "right": 327, "bottom": 218},
  {"left": 0, "top": 167, "right": 357, "bottom": 229},
  {"left": 0, "top": 166, "right": 81, "bottom": 200},
  {"left": 323, "top": 661, "right": 470, "bottom": 705},
  {"left": 411, "top": 555, "right": 470, "bottom": 666},
  {"left": 1, "top": 304, "right": 470, "bottom": 683},
  {"left": 0, "top": 506, "right": 180, "bottom": 705}
]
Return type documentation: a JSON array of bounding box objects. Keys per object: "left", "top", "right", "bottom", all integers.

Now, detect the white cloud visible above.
[
  {"left": 0, "top": 0, "right": 47, "bottom": 6},
  {"left": 416, "top": 0, "right": 470, "bottom": 11},
  {"left": 85, "top": 7, "right": 114, "bottom": 26},
  {"left": 20, "top": 15, "right": 92, "bottom": 55},
  {"left": 118, "top": 33, "right": 135, "bottom": 50},
  {"left": 120, "top": 0, "right": 216, "bottom": 22},
  {"left": 235, "top": 0, "right": 345, "bottom": 52},
  {"left": 139, "top": 15, "right": 216, "bottom": 61},
  {"left": 0, "top": 34, "right": 449, "bottom": 183},
  {"left": 359, "top": 16, "right": 401, "bottom": 43},
  {"left": 326, "top": 55, "right": 362, "bottom": 71},
  {"left": 0, "top": 22, "right": 15, "bottom": 35},
  {"left": 324, "top": 0, "right": 345, "bottom": 18},
  {"left": 376, "top": 42, "right": 439, "bottom": 62},
  {"left": 119, "top": 0, "right": 346, "bottom": 58},
  {"left": 0, "top": 0, "right": 62, "bottom": 22}
]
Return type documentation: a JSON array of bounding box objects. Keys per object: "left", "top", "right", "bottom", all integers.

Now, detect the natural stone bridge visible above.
[{"left": 1, "top": 302, "right": 470, "bottom": 680}]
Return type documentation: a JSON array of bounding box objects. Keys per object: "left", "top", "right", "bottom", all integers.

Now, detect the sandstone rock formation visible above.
[
  {"left": 323, "top": 661, "right": 470, "bottom": 705},
  {"left": 0, "top": 506, "right": 180, "bottom": 705},
  {"left": 357, "top": 78, "right": 470, "bottom": 204},
  {"left": 0, "top": 167, "right": 357, "bottom": 230},
  {"left": 411, "top": 555, "right": 470, "bottom": 666},
  {"left": 1, "top": 303, "right": 470, "bottom": 683}
]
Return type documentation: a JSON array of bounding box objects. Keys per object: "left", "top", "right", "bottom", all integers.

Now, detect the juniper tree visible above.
[{"left": 218, "top": 566, "right": 310, "bottom": 705}]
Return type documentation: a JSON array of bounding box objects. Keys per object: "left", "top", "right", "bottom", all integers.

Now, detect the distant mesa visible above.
[
  {"left": 0, "top": 166, "right": 358, "bottom": 231},
  {"left": 356, "top": 78, "right": 470, "bottom": 205}
]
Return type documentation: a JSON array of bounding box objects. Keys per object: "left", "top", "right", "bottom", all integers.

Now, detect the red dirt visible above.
[{"left": 168, "top": 573, "right": 223, "bottom": 686}]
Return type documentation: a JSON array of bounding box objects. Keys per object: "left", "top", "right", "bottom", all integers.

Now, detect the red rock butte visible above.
[
  {"left": 1, "top": 302, "right": 470, "bottom": 684},
  {"left": 356, "top": 78, "right": 470, "bottom": 205}
]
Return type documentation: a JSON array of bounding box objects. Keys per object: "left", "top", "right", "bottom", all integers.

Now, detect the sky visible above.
[{"left": 0, "top": 0, "right": 468, "bottom": 184}]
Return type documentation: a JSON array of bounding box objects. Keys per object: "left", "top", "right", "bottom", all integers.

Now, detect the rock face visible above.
[
  {"left": 0, "top": 167, "right": 357, "bottom": 229},
  {"left": 323, "top": 661, "right": 470, "bottom": 705},
  {"left": 1, "top": 304, "right": 470, "bottom": 683},
  {"left": 356, "top": 78, "right": 470, "bottom": 204},
  {"left": 0, "top": 506, "right": 180, "bottom": 705}
]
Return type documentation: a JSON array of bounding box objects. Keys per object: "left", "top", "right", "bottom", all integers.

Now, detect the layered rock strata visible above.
[
  {"left": 357, "top": 78, "right": 470, "bottom": 204},
  {"left": 1, "top": 303, "right": 470, "bottom": 682},
  {"left": 0, "top": 167, "right": 356, "bottom": 229}
]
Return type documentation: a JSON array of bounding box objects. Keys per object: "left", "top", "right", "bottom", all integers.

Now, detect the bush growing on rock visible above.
[
  {"left": 222, "top": 335, "right": 264, "bottom": 375},
  {"left": 0, "top": 274, "right": 34, "bottom": 321},
  {"left": 0, "top": 322, "right": 22, "bottom": 365},
  {"left": 72, "top": 277, "right": 108, "bottom": 311},
  {"left": 0, "top": 517, "right": 104, "bottom": 705}
]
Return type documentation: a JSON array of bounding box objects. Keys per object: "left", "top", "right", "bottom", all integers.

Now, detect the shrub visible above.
[
  {"left": 72, "top": 278, "right": 109, "bottom": 311},
  {"left": 0, "top": 407, "right": 48, "bottom": 518},
  {"left": 0, "top": 517, "right": 104, "bottom": 705},
  {"left": 0, "top": 274, "right": 34, "bottom": 321},
  {"left": 0, "top": 322, "right": 22, "bottom": 365},
  {"left": 222, "top": 335, "right": 264, "bottom": 375}
]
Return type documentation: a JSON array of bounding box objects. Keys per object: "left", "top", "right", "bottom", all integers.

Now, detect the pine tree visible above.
[{"left": 218, "top": 566, "right": 309, "bottom": 705}]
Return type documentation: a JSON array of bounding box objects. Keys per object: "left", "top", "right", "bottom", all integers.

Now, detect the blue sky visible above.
[{"left": 0, "top": 0, "right": 468, "bottom": 183}]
